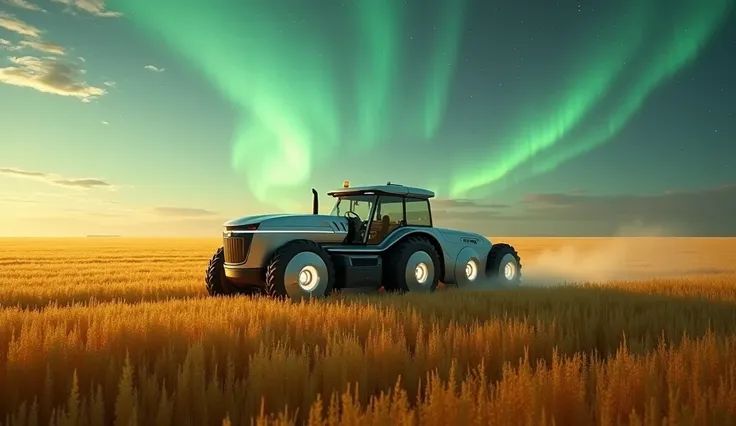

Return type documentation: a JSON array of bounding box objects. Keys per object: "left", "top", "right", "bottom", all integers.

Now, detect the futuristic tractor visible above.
[{"left": 204, "top": 182, "right": 522, "bottom": 301}]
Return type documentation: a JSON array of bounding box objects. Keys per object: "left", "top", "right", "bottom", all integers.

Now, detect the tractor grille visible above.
[{"left": 223, "top": 236, "right": 250, "bottom": 264}]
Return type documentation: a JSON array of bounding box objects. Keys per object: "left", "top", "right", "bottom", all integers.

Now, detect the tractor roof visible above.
[{"left": 327, "top": 183, "right": 435, "bottom": 199}]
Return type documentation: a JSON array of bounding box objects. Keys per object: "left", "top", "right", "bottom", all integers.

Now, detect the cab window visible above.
[
  {"left": 367, "top": 196, "right": 404, "bottom": 244},
  {"left": 405, "top": 198, "right": 431, "bottom": 227},
  {"left": 330, "top": 195, "right": 374, "bottom": 221}
]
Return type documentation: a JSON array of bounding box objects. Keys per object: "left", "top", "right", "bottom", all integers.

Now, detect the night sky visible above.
[{"left": 0, "top": 0, "right": 734, "bottom": 236}]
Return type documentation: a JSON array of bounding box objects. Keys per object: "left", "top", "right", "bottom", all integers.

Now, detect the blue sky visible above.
[
  {"left": 0, "top": 0, "right": 247, "bottom": 236},
  {"left": 1, "top": 0, "right": 734, "bottom": 237}
]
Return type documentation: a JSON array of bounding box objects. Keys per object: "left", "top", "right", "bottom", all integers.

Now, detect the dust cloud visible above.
[
  {"left": 521, "top": 239, "right": 656, "bottom": 285},
  {"left": 513, "top": 226, "right": 735, "bottom": 287}
]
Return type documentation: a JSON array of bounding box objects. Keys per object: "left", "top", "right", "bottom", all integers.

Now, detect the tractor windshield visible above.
[{"left": 329, "top": 194, "right": 376, "bottom": 221}]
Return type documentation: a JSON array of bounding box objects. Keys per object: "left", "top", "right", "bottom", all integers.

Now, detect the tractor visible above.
[{"left": 205, "top": 182, "right": 522, "bottom": 301}]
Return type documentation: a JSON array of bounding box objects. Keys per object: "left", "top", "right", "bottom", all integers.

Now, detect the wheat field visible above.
[{"left": 1, "top": 237, "right": 736, "bottom": 425}]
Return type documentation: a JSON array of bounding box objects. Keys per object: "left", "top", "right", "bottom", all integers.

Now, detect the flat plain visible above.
[{"left": 1, "top": 237, "right": 736, "bottom": 425}]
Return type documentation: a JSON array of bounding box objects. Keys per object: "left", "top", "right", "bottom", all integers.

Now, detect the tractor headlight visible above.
[{"left": 223, "top": 223, "right": 260, "bottom": 237}]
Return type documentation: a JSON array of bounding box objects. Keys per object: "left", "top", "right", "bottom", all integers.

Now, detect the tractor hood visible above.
[
  {"left": 224, "top": 214, "right": 294, "bottom": 227},
  {"left": 224, "top": 213, "right": 349, "bottom": 232}
]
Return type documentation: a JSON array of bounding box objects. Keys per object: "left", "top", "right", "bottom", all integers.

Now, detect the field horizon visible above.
[{"left": 1, "top": 237, "right": 736, "bottom": 425}]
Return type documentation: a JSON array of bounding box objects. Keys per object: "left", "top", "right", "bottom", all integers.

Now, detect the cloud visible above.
[
  {"left": 431, "top": 198, "right": 513, "bottom": 222},
  {"left": 0, "top": 197, "right": 35, "bottom": 204},
  {"left": 2, "top": 0, "right": 45, "bottom": 12},
  {"left": 0, "top": 11, "right": 41, "bottom": 38},
  {"left": 0, "top": 168, "right": 45, "bottom": 177},
  {"left": 19, "top": 39, "right": 65, "bottom": 55},
  {"left": 144, "top": 64, "right": 165, "bottom": 72},
  {"left": 51, "top": 0, "right": 121, "bottom": 17},
  {"left": 0, "top": 56, "right": 106, "bottom": 101},
  {"left": 0, "top": 190, "right": 39, "bottom": 204},
  {"left": 433, "top": 198, "right": 511, "bottom": 210},
  {"left": 431, "top": 183, "right": 736, "bottom": 237},
  {"left": 519, "top": 184, "right": 736, "bottom": 223},
  {"left": 53, "top": 178, "right": 110, "bottom": 188},
  {"left": 0, "top": 167, "right": 113, "bottom": 189},
  {"left": 1, "top": 37, "right": 66, "bottom": 57},
  {"left": 151, "top": 207, "right": 218, "bottom": 217},
  {"left": 103, "top": 80, "right": 115, "bottom": 87}
]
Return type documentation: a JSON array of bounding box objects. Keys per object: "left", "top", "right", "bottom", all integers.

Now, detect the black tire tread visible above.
[
  {"left": 205, "top": 247, "right": 235, "bottom": 296},
  {"left": 383, "top": 235, "right": 440, "bottom": 293},
  {"left": 265, "top": 239, "right": 335, "bottom": 299},
  {"left": 205, "top": 247, "right": 263, "bottom": 296},
  {"left": 486, "top": 243, "right": 522, "bottom": 287}
]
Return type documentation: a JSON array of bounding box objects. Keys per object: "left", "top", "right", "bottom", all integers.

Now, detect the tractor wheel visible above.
[
  {"left": 485, "top": 243, "right": 522, "bottom": 287},
  {"left": 205, "top": 247, "right": 239, "bottom": 296},
  {"left": 383, "top": 235, "right": 440, "bottom": 293},
  {"left": 265, "top": 240, "right": 335, "bottom": 301}
]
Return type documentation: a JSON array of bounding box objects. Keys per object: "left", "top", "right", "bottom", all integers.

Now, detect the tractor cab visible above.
[{"left": 326, "top": 181, "right": 435, "bottom": 245}]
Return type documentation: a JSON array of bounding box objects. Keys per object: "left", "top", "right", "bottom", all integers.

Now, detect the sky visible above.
[{"left": 0, "top": 0, "right": 734, "bottom": 237}]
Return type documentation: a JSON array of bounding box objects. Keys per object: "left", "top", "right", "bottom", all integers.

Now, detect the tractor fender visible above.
[{"left": 378, "top": 228, "right": 449, "bottom": 283}]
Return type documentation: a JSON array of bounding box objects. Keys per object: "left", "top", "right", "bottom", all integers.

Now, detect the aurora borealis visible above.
[
  {"left": 104, "top": 0, "right": 472, "bottom": 206},
  {"left": 105, "top": 0, "right": 733, "bottom": 206},
  {"left": 0, "top": 0, "right": 734, "bottom": 236},
  {"left": 451, "top": 0, "right": 734, "bottom": 197}
]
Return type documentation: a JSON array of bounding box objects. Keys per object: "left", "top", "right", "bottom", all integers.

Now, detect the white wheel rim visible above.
[
  {"left": 465, "top": 259, "right": 478, "bottom": 281},
  {"left": 504, "top": 261, "right": 516, "bottom": 280},
  {"left": 297, "top": 265, "right": 320, "bottom": 291},
  {"left": 414, "top": 262, "right": 429, "bottom": 284}
]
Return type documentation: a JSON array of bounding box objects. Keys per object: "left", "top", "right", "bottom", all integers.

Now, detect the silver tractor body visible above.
[{"left": 206, "top": 182, "right": 522, "bottom": 300}]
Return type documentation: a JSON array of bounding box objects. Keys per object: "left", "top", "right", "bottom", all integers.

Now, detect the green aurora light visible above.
[
  {"left": 109, "top": 0, "right": 733, "bottom": 205},
  {"left": 449, "top": 0, "right": 733, "bottom": 197}
]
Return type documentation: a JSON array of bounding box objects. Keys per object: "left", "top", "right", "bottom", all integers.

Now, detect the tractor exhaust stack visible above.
[{"left": 311, "top": 188, "right": 319, "bottom": 214}]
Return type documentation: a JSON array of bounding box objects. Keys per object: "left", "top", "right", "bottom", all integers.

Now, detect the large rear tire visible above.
[
  {"left": 485, "top": 243, "right": 522, "bottom": 287},
  {"left": 383, "top": 236, "right": 440, "bottom": 293},
  {"left": 265, "top": 240, "right": 335, "bottom": 301}
]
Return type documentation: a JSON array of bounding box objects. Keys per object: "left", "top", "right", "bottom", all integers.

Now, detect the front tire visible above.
[
  {"left": 205, "top": 247, "right": 241, "bottom": 296},
  {"left": 265, "top": 240, "right": 335, "bottom": 301},
  {"left": 485, "top": 243, "right": 522, "bottom": 287},
  {"left": 384, "top": 236, "right": 440, "bottom": 293}
]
